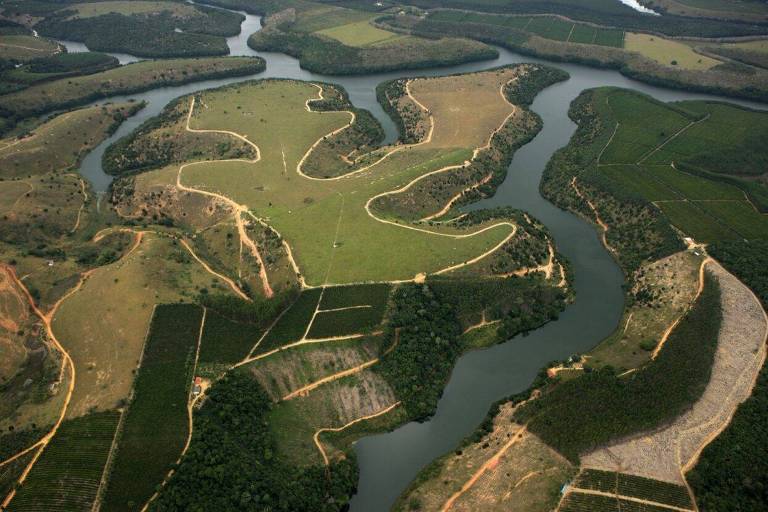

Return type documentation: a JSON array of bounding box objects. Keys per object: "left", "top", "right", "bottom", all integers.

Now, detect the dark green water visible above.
[{"left": 62, "top": 10, "right": 765, "bottom": 510}]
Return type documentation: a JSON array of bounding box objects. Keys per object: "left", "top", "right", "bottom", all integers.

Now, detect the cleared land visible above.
[
  {"left": 588, "top": 250, "right": 704, "bottom": 371},
  {"left": 397, "top": 402, "right": 573, "bottom": 512},
  {"left": 582, "top": 261, "right": 767, "bottom": 484},
  {"left": 131, "top": 71, "right": 543, "bottom": 285}
]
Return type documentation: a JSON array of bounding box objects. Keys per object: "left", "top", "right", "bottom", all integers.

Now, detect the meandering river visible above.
[{"left": 60, "top": 10, "right": 765, "bottom": 511}]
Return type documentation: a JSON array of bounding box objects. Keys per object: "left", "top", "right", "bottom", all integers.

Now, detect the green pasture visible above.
[
  {"left": 0, "top": 35, "right": 59, "bottom": 61},
  {"left": 63, "top": 1, "right": 198, "bottom": 19},
  {"left": 317, "top": 19, "right": 403, "bottom": 47},
  {"left": 180, "top": 80, "right": 513, "bottom": 285}
]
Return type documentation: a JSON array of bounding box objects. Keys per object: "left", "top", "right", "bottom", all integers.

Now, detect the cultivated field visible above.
[
  {"left": 101, "top": 304, "right": 203, "bottom": 511},
  {"left": 582, "top": 261, "right": 767, "bottom": 484},
  {"left": 590, "top": 89, "right": 768, "bottom": 243},
  {"left": 8, "top": 411, "right": 119, "bottom": 511}
]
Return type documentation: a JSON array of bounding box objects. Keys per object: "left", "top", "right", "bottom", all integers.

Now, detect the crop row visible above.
[
  {"left": 429, "top": 11, "right": 624, "bottom": 48},
  {"left": 101, "top": 304, "right": 203, "bottom": 511},
  {"left": 198, "top": 309, "right": 263, "bottom": 366},
  {"left": 9, "top": 411, "right": 120, "bottom": 511},
  {"left": 561, "top": 491, "right": 678, "bottom": 512},
  {"left": 575, "top": 470, "right": 692, "bottom": 509}
]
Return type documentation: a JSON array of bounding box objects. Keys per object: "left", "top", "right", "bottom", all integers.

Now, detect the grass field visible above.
[
  {"left": 625, "top": 33, "right": 720, "bottom": 70},
  {"left": 0, "top": 35, "right": 59, "bottom": 61},
  {"left": 63, "top": 1, "right": 199, "bottom": 19},
  {"left": 0, "top": 57, "right": 263, "bottom": 116},
  {"left": 316, "top": 18, "right": 406, "bottom": 47},
  {"left": 0, "top": 102, "right": 138, "bottom": 178},
  {"left": 52, "top": 233, "right": 234, "bottom": 419},
  {"left": 168, "top": 74, "right": 529, "bottom": 284},
  {"left": 101, "top": 304, "right": 203, "bottom": 512},
  {"left": 8, "top": 411, "right": 120, "bottom": 511}
]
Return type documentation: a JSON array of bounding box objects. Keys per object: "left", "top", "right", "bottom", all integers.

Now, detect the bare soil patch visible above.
[{"left": 582, "top": 261, "right": 767, "bottom": 484}]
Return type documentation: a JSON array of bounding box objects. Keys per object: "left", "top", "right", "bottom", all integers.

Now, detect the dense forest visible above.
[
  {"left": 377, "top": 277, "right": 566, "bottom": 420},
  {"left": 150, "top": 372, "right": 357, "bottom": 511},
  {"left": 24, "top": 2, "right": 244, "bottom": 58},
  {"left": 688, "top": 240, "right": 768, "bottom": 511},
  {"left": 514, "top": 273, "right": 722, "bottom": 461}
]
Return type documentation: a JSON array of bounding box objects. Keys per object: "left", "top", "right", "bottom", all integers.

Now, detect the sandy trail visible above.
[
  {"left": 0, "top": 264, "right": 84, "bottom": 509},
  {"left": 570, "top": 177, "right": 616, "bottom": 256},
  {"left": 313, "top": 401, "right": 401, "bottom": 468},
  {"left": 440, "top": 426, "right": 528, "bottom": 512}
]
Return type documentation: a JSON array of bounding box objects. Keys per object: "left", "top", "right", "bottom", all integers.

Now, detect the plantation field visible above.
[
  {"left": 559, "top": 491, "right": 673, "bottom": 511},
  {"left": 254, "top": 283, "right": 391, "bottom": 354},
  {"left": 0, "top": 102, "right": 138, "bottom": 178},
  {"left": 0, "top": 35, "right": 59, "bottom": 61},
  {"left": 428, "top": 11, "right": 625, "bottom": 48},
  {"left": 625, "top": 33, "right": 720, "bottom": 70},
  {"left": 0, "top": 56, "right": 264, "bottom": 116},
  {"left": 657, "top": 201, "right": 738, "bottom": 241},
  {"left": 592, "top": 89, "right": 768, "bottom": 243},
  {"left": 198, "top": 309, "right": 262, "bottom": 367},
  {"left": 255, "top": 288, "right": 322, "bottom": 355},
  {"left": 101, "top": 304, "right": 203, "bottom": 512},
  {"left": 573, "top": 469, "right": 693, "bottom": 509},
  {"left": 52, "top": 233, "right": 234, "bottom": 419},
  {"left": 8, "top": 411, "right": 120, "bottom": 511},
  {"left": 157, "top": 75, "right": 531, "bottom": 284}
]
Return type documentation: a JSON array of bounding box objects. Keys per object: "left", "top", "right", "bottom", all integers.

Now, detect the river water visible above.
[{"left": 60, "top": 10, "right": 764, "bottom": 511}]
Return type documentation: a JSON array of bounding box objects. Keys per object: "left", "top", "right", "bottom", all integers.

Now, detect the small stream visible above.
[{"left": 58, "top": 9, "right": 764, "bottom": 511}]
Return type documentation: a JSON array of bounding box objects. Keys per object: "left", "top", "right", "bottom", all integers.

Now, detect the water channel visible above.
[{"left": 58, "top": 9, "right": 765, "bottom": 511}]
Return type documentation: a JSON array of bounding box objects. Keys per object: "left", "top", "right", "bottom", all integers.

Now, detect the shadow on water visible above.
[{"left": 58, "top": 9, "right": 766, "bottom": 510}]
